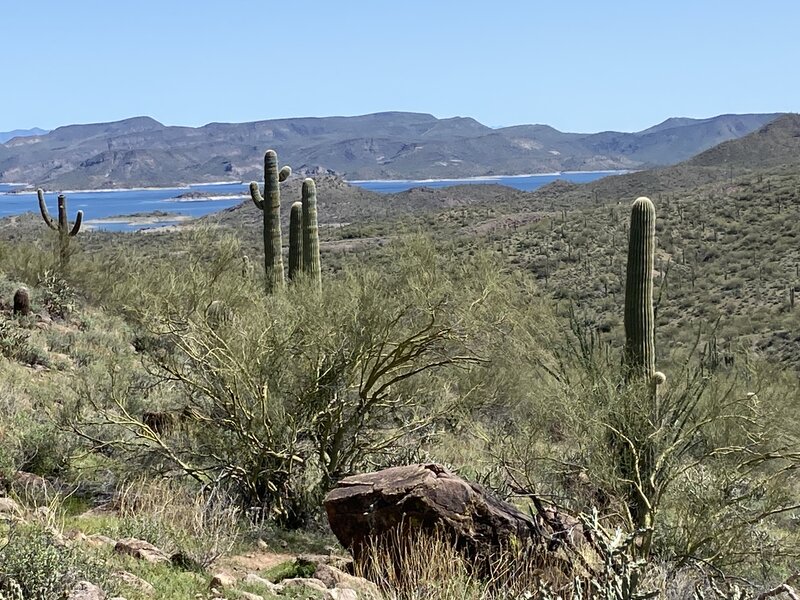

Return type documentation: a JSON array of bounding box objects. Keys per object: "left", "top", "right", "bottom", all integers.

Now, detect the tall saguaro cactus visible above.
[
  {"left": 288, "top": 201, "right": 303, "bottom": 281},
  {"left": 37, "top": 189, "right": 83, "bottom": 271},
  {"left": 301, "top": 178, "right": 321, "bottom": 287},
  {"left": 624, "top": 196, "right": 657, "bottom": 382},
  {"left": 249, "top": 150, "right": 291, "bottom": 293}
]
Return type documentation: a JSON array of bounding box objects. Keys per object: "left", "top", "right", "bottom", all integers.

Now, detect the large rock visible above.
[
  {"left": 324, "top": 463, "right": 579, "bottom": 565},
  {"left": 113, "top": 538, "right": 170, "bottom": 564},
  {"left": 67, "top": 581, "right": 106, "bottom": 600}
]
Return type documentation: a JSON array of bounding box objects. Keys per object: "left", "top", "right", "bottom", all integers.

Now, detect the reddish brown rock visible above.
[{"left": 324, "top": 463, "right": 579, "bottom": 565}]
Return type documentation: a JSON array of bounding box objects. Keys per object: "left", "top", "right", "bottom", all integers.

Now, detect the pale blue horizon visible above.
[{"left": 3, "top": 0, "right": 798, "bottom": 133}]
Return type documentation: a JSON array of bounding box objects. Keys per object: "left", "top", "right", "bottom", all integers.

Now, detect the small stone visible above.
[
  {"left": 209, "top": 573, "right": 236, "bottom": 589},
  {"left": 86, "top": 533, "right": 117, "bottom": 548},
  {"left": 67, "top": 581, "right": 106, "bottom": 600},
  {"left": 326, "top": 589, "right": 358, "bottom": 600},
  {"left": 243, "top": 573, "right": 284, "bottom": 594},
  {"left": 282, "top": 577, "right": 328, "bottom": 592},
  {"left": 240, "top": 593, "right": 265, "bottom": 600},
  {"left": 113, "top": 571, "right": 155, "bottom": 596},
  {"left": 256, "top": 538, "right": 269, "bottom": 550},
  {"left": 0, "top": 497, "right": 22, "bottom": 518}
]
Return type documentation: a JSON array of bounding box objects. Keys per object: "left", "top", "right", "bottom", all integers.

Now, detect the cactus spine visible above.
[
  {"left": 37, "top": 189, "right": 83, "bottom": 271},
  {"left": 623, "top": 196, "right": 658, "bottom": 382},
  {"left": 288, "top": 201, "right": 303, "bottom": 281},
  {"left": 301, "top": 178, "right": 321, "bottom": 287},
  {"left": 249, "top": 150, "right": 291, "bottom": 294}
]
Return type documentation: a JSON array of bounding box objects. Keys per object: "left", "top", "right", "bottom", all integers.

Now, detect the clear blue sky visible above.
[{"left": 3, "top": 0, "right": 798, "bottom": 133}]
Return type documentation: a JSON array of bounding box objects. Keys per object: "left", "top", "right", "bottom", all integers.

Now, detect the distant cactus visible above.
[
  {"left": 241, "top": 254, "right": 253, "bottom": 279},
  {"left": 301, "top": 178, "right": 321, "bottom": 287},
  {"left": 12, "top": 287, "right": 30, "bottom": 316},
  {"left": 249, "top": 150, "right": 291, "bottom": 293},
  {"left": 623, "top": 197, "right": 661, "bottom": 386},
  {"left": 37, "top": 189, "right": 83, "bottom": 270},
  {"left": 288, "top": 201, "right": 303, "bottom": 281}
]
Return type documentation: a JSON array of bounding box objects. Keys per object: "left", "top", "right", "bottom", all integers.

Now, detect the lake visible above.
[{"left": 0, "top": 170, "right": 622, "bottom": 231}]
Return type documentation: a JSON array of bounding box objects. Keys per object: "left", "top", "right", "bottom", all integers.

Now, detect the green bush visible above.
[{"left": 0, "top": 524, "right": 108, "bottom": 599}]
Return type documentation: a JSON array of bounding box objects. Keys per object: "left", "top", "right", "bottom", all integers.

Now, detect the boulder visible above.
[
  {"left": 314, "top": 564, "right": 379, "bottom": 599},
  {"left": 282, "top": 577, "right": 328, "bottom": 593},
  {"left": 209, "top": 572, "right": 236, "bottom": 590},
  {"left": 67, "top": 581, "right": 106, "bottom": 600},
  {"left": 0, "top": 496, "right": 22, "bottom": 519},
  {"left": 113, "top": 538, "right": 170, "bottom": 564},
  {"left": 242, "top": 573, "right": 284, "bottom": 594},
  {"left": 324, "top": 463, "right": 580, "bottom": 565},
  {"left": 112, "top": 571, "right": 155, "bottom": 597},
  {"left": 326, "top": 589, "right": 358, "bottom": 600}
]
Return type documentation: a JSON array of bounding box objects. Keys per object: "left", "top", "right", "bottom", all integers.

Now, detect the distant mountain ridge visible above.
[
  {"left": 0, "top": 112, "right": 782, "bottom": 189},
  {"left": 0, "top": 127, "right": 48, "bottom": 144}
]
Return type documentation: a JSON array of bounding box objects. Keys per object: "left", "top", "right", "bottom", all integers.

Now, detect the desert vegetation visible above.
[{"left": 0, "top": 131, "right": 798, "bottom": 599}]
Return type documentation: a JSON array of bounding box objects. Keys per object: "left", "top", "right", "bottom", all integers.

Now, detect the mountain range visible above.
[
  {"left": 0, "top": 112, "right": 782, "bottom": 189},
  {"left": 0, "top": 127, "right": 48, "bottom": 144}
]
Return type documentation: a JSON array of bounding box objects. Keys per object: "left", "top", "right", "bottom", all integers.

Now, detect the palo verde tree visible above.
[
  {"left": 37, "top": 189, "right": 83, "bottom": 271},
  {"left": 73, "top": 235, "right": 516, "bottom": 526}
]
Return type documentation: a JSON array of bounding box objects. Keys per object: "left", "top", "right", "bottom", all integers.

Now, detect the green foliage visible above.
[
  {"left": 0, "top": 523, "right": 107, "bottom": 600},
  {"left": 72, "top": 233, "right": 552, "bottom": 527},
  {"left": 37, "top": 270, "right": 76, "bottom": 320}
]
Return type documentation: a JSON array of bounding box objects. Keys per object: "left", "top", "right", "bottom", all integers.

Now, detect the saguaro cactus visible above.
[
  {"left": 623, "top": 196, "right": 658, "bottom": 382},
  {"left": 301, "top": 178, "right": 321, "bottom": 287},
  {"left": 249, "top": 150, "right": 291, "bottom": 293},
  {"left": 288, "top": 201, "right": 303, "bottom": 281},
  {"left": 37, "top": 189, "right": 83, "bottom": 270}
]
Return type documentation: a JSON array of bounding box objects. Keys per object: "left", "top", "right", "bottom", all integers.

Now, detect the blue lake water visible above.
[
  {"left": 0, "top": 183, "right": 247, "bottom": 232},
  {"left": 0, "top": 171, "right": 622, "bottom": 231}
]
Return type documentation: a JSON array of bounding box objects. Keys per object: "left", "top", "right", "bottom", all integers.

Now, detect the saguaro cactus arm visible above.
[
  {"left": 249, "top": 182, "right": 264, "bottom": 209},
  {"left": 249, "top": 165, "right": 291, "bottom": 210},
  {"left": 70, "top": 209, "right": 83, "bottom": 236},
  {"left": 37, "top": 188, "right": 57, "bottom": 230},
  {"left": 624, "top": 196, "right": 657, "bottom": 380}
]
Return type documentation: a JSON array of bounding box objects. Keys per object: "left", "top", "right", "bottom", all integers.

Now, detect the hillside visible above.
[
  {"left": 0, "top": 112, "right": 780, "bottom": 189},
  {"left": 0, "top": 111, "right": 799, "bottom": 600}
]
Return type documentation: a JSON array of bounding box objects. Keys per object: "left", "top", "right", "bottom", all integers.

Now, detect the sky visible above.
[{"left": 2, "top": 0, "right": 798, "bottom": 133}]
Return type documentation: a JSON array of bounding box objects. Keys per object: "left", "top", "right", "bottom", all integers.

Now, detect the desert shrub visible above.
[
  {"left": 493, "top": 315, "right": 799, "bottom": 581},
  {"left": 0, "top": 523, "right": 108, "bottom": 599},
  {"left": 73, "top": 233, "right": 558, "bottom": 526},
  {"left": 36, "top": 271, "right": 76, "bottom": 320},
  {"left": 90, "top": 478, "right": 241, "bottom": 569}
]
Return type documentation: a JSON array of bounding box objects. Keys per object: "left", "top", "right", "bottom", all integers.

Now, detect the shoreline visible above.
[
  {"left": 1, "top": 169, "right": 628, "bottom": 194},
  {"left": 346, "top": 169, "right": 629, "bottom": 184},
  {"left": 0, "top": 181, "right": 247, "bottom": 195}
]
